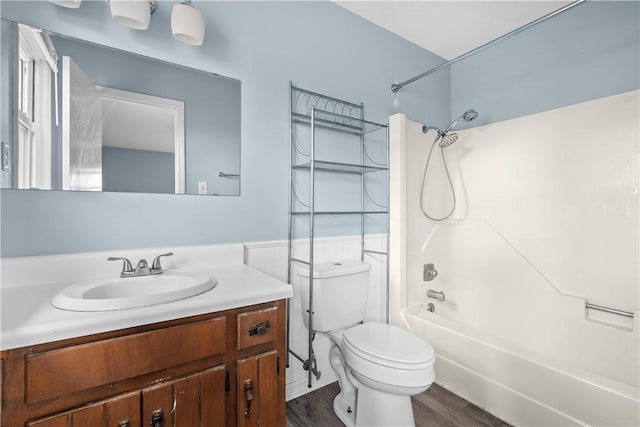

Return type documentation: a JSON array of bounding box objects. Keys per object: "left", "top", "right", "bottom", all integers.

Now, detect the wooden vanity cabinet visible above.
[{"left": 0, "top": 299, "right": 286, "bottom": 427}]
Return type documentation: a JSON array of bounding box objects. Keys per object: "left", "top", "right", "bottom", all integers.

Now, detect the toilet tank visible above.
[{"left": 298, "top": 260, "right": 371, "bottom": 332}]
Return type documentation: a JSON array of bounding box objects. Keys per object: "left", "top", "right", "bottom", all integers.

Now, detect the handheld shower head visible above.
[
  {"left": 444, "top": 108, "right": 479, "bottom": 134},
  {"left": 462, "top": 109, "right": 479, "bottom": 122}
]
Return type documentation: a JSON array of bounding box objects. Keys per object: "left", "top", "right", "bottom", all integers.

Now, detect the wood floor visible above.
[{"left": 286, "top": 382, "right": 511, "bottom": 427}]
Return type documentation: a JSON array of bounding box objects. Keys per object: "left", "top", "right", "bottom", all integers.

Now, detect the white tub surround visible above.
[
  {"left": 1, "top": 243, "right": 293, "bottom": 350},
  {"left": 389, "top": 90, "right": 639, "bottom": 427}
]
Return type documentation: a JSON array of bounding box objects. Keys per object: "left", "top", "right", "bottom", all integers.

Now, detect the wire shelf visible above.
[
  {"left": 291, "top": 210, "right": 389, "bottom": 216},
  {"left": 291, "top": 85, "right": 386, "bottom": 135},
  {"left": 292, "top": 86, "right": 362, "bottom": 117},
  {"left": 293, "top": 160, "right": 387, "bottom": 175},
  {"left": 292, "top": 110, "right": 386, "bottom": 136}
]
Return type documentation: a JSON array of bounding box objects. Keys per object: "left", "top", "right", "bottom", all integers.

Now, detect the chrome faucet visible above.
[{"left": 108, "top": 252, "right": 174, "bottom": 278}]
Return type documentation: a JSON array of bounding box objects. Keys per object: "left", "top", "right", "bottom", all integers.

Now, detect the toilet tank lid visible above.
[{"left": 298, "top": 260, "right": 371, "bottom": 279}]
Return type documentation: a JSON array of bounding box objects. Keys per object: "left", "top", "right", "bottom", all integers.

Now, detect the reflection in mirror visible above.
[{"left": 0, "top": 20, "right": 241, "bottom": 195}]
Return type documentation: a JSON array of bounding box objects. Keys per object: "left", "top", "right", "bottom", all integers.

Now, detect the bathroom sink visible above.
[{"left": 51, "top": 270, "right": 216, "bottom": 311}]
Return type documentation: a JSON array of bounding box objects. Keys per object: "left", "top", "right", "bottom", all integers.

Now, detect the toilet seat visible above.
[{"left": 342, "top": 322, "right": 435, "bottom": 389}]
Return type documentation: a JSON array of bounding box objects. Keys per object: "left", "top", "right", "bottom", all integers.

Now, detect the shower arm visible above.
[
  {"left": 391, "top": 0, "right": 585, "bottom": 93},
  {"left": 422, "top": 125, "right": 443, "bottom": 135}
]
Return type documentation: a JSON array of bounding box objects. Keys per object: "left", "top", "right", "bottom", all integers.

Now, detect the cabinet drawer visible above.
[
  {"left": 237, "top": 306, "right": 278, "bottom": 350},
  {"left": 25, "top": 317, "right": 226, "bottom": 404}
]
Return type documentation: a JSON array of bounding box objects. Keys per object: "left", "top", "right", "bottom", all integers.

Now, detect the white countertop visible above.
[{"left": 1, "top": 264, "right": 293, "bottom": 350}]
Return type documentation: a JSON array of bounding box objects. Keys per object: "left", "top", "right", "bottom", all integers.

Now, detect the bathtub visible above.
[{"left": 399, "top": 305, "right": 639, "bottom": 427}]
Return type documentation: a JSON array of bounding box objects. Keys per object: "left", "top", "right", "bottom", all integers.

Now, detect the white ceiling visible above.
[{"left": 335, "top": 1, "right": 574, "bottom": 60}]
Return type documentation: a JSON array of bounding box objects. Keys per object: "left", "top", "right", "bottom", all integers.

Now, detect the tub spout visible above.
[{"left": 427, "top": 289, "right": 445, "bottom": 302}]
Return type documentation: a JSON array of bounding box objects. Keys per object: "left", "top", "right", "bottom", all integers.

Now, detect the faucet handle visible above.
[
  {"left": 151, "top": 252, "right": 174, "bottom": 271},
  {"left": 108, "top": 257, "right": 134, "bottom": 276}
]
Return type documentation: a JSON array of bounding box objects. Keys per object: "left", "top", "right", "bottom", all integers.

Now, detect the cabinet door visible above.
[
  {"left": 142, "top": 365, "right": 226, "bottom": 427},
  {"left": 70, "top": 403, "right": 104, "bottom": 425},
  {"left": 142, "top": 381, "right": 173, "bottom": 427},
  {"left": 200, "top": 366, "right": 227, "bottom": 427},
  {"left": 236, "top": 351, "right": 278, "bottom": 427},
  {"left": 28, "top": 392, "right": 140, "bottom": 427},
  {"left": 106, "top": 392, "right": 141, "bottom": 427},
  {"left": 27, "top": 415, "right": 69, "bottom": 427},
  {"left": 28, "top": 405, "right": 104, "bottom": 426}
]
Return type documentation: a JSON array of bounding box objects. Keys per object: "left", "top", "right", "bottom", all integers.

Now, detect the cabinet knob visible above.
[
  {"left": 150, "top": 409, "right": 164, "bottom": 427},
  {"left": 118, "top": 421, "right": 130, "bottom": 427},
  {"left": 248, "top": 320, "right": 270, "bottom": 336},
  {"left": 243, "top": 379, "right": 254, "bottom": 415}
]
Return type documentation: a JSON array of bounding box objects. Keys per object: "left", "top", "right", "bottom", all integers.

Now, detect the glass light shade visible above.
[
  {"left": 171, "top": 3, "right": 205, "bottom": 46},
  {"left": 110, "top": 0, "right": 151, "bottom": 31},
  {"left": 48, "top": 0, "right": 82, "bottom": 8}
]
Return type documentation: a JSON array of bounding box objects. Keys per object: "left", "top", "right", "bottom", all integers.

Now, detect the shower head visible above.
[
  {"left": 443, "top": 108, "right": 479, "bottom": 134},
  {"left": 438, "top": 133, "right": 458, "bottom": 148},
  {"left": 422, "top": 108, "right": 479, "bottom": 141}
]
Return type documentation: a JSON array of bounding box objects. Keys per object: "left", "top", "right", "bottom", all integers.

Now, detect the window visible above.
[
  {"left": 18, "top": 50, "right": 34, "bottom": 122},
  {"left": 16, "top": 24, "right": 57, "bottom": 189}
]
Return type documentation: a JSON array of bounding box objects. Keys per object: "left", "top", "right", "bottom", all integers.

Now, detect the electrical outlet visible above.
[
  {"left": 1, "top": 142, "right": 10, "bottom": 172},
  {"left": 198, "top": 181, "right": 208, "bottom": 195}
]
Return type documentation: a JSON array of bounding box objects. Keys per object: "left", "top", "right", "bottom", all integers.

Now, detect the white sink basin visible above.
[{"left": 51, "top": 270, "right": 216, "bottom": 311}]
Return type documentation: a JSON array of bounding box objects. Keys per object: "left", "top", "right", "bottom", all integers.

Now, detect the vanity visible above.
[{"left": 0, "top": 245, "right": 293, "bottom": 427}]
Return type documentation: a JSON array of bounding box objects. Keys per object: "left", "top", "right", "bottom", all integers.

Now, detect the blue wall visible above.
[
  {"left": 451, "top": 1, "right": 640, "bottom": 129},
  {"left": 102, "top": 146, "right": 174, "bottom": 194},
  {"left": 2, "top": 1, "right": 638, "bottom": 257},
  {"left": 0, "top": 1, "right": 448, "bottom": 256}
]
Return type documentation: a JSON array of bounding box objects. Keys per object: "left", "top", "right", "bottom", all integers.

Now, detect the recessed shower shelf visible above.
[
  {"left": 293, "top": 160, "right": 387, "bottom": 175},
  {"left": 292, "top": 110, "right": 386, "bottom": 135}
]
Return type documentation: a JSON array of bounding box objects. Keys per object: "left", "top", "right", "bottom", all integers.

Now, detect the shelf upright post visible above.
[
  {"left": 385, "top": 125, "right": 391, "bottom": 324},
  {"left": 307, "top": 106, "right": 317, "bottom": 388},
  {"left": 286, "top": 82, "right": 294, "bottom": 367},
  {"left": 360, "top": 103, "right": 365, "bottom": 262}
]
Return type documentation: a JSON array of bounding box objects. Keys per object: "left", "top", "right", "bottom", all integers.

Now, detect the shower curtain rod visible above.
[{"left": 390, "top": 0, "right": 586, "bottom": 93}]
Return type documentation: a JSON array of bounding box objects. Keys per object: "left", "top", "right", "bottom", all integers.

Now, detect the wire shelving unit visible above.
[{"left": 287, "top": 83, "right": 390, "bottom": 388}]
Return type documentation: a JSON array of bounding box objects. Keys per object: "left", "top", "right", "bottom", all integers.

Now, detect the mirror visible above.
[{"left": 0, "top": 19, "right": 241, "bottom": 195}]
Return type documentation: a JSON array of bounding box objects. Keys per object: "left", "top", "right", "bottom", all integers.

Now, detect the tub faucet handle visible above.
[{"left": 423, "top": 263, "right": 438, "bottom": 281}]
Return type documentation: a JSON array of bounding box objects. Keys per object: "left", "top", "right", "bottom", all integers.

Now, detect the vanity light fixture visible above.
[
  {"left": 109, "top": 0, "right": 157, "bottom": 31},
  {"left": 49, "top": 0, "right": 204, "bottom": 46},
  {"left": 171, "top": 0, "right": 205, "bottom": 46},
  {"left": 48, "top": 0, "right": 82, "bottom": 8}
]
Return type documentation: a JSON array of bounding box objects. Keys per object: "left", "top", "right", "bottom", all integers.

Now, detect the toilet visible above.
[{"left": 299, "top": 260, "right": 435, "bottom": 427}]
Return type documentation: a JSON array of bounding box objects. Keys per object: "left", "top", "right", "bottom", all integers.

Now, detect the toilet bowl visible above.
[
  {"left": 328, "top": 322, "right": 435, "bottom": 426},
  {"left": 298, "top": 261, "right": 436, "bottom": 427}
]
